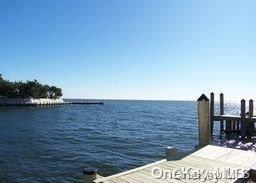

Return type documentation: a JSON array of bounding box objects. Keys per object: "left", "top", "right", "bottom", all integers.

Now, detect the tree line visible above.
[{"left": 0, "top": 74, "right": 63, "bottom": 99}]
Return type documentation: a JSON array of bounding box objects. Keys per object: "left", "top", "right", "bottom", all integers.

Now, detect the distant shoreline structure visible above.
[
  {"left": 0, "top": 74, "right": 103, "bottom": 106},
  {"left": 0, "top": 98, "right": 66, "bottom": 106},
  {"left": 0, "top": 98, "right": 104, "bottom": 106},
  {"left": 0, "top": 74, "right": 62, "bottom": 99},
  {"left": 0, "top": 74, "right": 64, "bottom": 106}
]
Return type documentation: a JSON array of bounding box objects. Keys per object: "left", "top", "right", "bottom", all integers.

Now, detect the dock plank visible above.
[{"left": 94, "top": 145, "right": 256, "bottom": 183}]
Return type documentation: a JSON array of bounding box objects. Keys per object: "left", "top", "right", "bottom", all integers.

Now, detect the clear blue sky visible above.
[{"left": 1, "top": 0, "right": 255, "bottom": 100}]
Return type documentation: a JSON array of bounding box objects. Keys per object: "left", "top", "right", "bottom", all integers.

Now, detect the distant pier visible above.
[{"left": 68, "top": 100, "right": 103, "bottom": 105}]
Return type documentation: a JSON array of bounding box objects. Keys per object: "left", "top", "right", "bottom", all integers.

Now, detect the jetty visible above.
[{"left": 82, "top": 93, "right": 256, "bottom": 183}]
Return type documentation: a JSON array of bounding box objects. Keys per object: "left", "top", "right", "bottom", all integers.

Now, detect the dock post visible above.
[
  {"left": 241, "top": 99, "right": 246, "bottom": 137},
  {"left": 197, "top": 94, "right": 211, "bottom": 147},
  {"left": 249, "top": 99, "right": 254, "bottom": 135},
  {"left": 83, "top": 168, "right": 98, "bottom": 183},
  {"left": 210, "top": 92, "right": 214, "bottom": 135},
  {"left": 220, "top": 93, "right": 224, "bottom": 133},
  {"left": 165, "top": 146, "right": 177, "bottom": 160},
  {"left": 236, "top": 118, "right": 240, "bottom": 130},
  {"left": 226, "top": 119, "right": 232, "bottom": 139}
]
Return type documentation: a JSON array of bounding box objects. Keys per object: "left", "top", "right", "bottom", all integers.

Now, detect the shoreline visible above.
[
  {"left": 0, "top": 98, "right": 104, "bottom": 106},
  {"left": 0, "top": 98, "right": 66, "bottom": 106}
]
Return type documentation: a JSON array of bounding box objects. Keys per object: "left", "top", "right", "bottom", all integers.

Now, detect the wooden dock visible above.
[
  {"left": 209, "top": 93, "right": 255, "bottom": 137},
  {"left": 82, "top": 93, "right": 256, "bottom": 183},
  {"left": 93, "top": 145, "right": 256, "bottom": 183}
]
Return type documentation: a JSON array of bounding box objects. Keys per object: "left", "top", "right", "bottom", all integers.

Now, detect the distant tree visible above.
[
  {"left": 38, "top": 85, "right": 48, "bottom": 98},
  {"left": 49, "top": 86, "right": 63, "bottom": 99},
  {"left": 0, "top": 80, "right": 19, "bottom": 98},
  {"left": 18, "top": 81, "right": 30, "bottom": 98},
  {"left": 25, "top": 80, "right": 42, "bottom": 98},
  {"left": 54, "top": 87, "right": 63, "bottom": 98},
  {"left": 0, "top": 75, "right": 9, "bottom": 98},
  {"left": 0, "top": 75, "right": 63, "bottom": 99}
]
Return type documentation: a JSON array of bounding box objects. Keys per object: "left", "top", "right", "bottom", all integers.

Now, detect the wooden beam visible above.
[{"left": 213, "top": 115, "right": 256, "bottom": 122}]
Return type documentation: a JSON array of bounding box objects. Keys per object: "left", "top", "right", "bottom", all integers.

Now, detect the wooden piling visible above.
[
  {"left": 226, "top": 119, "right": 232, "bottom": 131},
  {"left": 225, "top": 119, "right": 232, "bottom": 139},
  {"left": 220, "top": 93, "right": 224, "bottom": 132},
  {"left": 236, "top": 120, "right": 240, "bottom": 130},
  {"left": 231, "top": 120, "right": 236, "bottom": 131},
  {"left": 83, "top": 168, "right": 98, "bottom": 183},
  {"left": 240, "top": 99, "right": 246, "bottom": 137},
  {"left": 197, "top": 94, "right": 211, "bottom": 147},
  {"left": 210, "top": 92, "right": 214, "bottom": 135},
  {"left": 249, "top": 100, "right": 254, "bottom": 117},
  {"left": 249, "top": 99, "right": 254, "bottom": 134},
  {"left": 165, "top": 146, "right": 177, "bottom": 160}
]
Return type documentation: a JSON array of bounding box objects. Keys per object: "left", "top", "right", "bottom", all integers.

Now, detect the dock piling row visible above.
[{"left": 198, "top": 92, "right": 255, "bottom": 146}]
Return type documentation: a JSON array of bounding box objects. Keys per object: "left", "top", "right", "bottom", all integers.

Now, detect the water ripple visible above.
[{"left": 0, "top": 100, "right": 224, "bottom": 182}]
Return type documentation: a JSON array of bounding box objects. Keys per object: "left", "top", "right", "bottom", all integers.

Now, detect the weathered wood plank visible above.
[
  {"left": 109, "top": 177, "right": 129, "bottom": 183},
  {"left": 94, "top": 145, "right": 256, "bottom": 183},
  {"left": 94, "top": 159, "right": 166, "bottom": 183}
]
